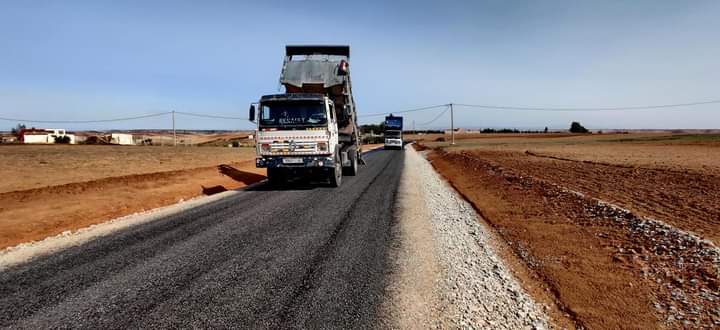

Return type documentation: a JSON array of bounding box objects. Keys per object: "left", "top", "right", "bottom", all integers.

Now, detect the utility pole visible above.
[
  {"left": 172, "top": 110, "right": 177, "bottom": 146},
  {"left": 449, "top": 103, "right": 455, "bottom": 145}
]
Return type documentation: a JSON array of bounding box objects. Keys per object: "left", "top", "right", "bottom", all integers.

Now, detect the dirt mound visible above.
[{"left": 0, "top": 161, "right": 265, "bottom": 250}]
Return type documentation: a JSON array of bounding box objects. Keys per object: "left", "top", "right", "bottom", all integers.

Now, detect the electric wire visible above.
[
  {"left": 358, "top": 104, "right": 448, "bottom": 118},
  {"left": 0, "top": 112, "right": 172, "bottom": 124},
  {"left": 417, "top": 105, "right": 450, "bottom": 126},
  {"left": 0, "top": 111, "right": 249, "bottom": 123},
  {"left": 453, "top": 99, "right": 720, "bottom": 112},
  {"left": 2, "top": 98, "right": 718, "bottom": 124},
  {"left": 175, "top": 111, "right": 246, "bottom": 120}
]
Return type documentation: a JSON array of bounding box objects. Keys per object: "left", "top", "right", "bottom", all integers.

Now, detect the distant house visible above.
[
  {"left": 444, "top": 128, "right": 465, "bottom": 135},
  {"left": 20, "top": 128, "right": 76, "bottom": 144},
  {"left": 110, "top": 133, "right": 134, "bottom": 145}
]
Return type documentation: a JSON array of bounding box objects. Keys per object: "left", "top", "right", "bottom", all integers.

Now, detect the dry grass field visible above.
[{"left": 418, "top": 133, "right": 720, "bottom": 328}]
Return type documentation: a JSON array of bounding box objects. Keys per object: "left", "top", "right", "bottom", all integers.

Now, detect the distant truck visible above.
[
  {"left": 384, "top": 115, "right": 403, "bottom": 150},
  {"left": 249, "top": 45, "right": 362, "bottom": 187}
]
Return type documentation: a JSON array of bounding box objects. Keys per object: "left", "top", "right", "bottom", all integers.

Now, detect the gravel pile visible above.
[
  {"left": 587, "top": 199, "right": 720, "bottom": 327},
  {"left": 502, "top": 164, "right": 720, "bottom": 327},
  {"left": 408, "top": 148, "right": 548, "bottom": 329}
]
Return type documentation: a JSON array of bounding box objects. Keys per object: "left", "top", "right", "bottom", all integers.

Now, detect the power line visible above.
[
  {"left": 0, "top": 111, "right": 249, "bottom": 123},
  {"left": 0, "top": 112, "right": 172, "bottom": 124},
  {"left": 3, "top": 97, "right": 718, "bottom": 125},
  {"left": 359, "top": 104, "right": 448, "bottom": 118},
  {"left": 454, "top": 99, "right": 720, "bottom": 112},
  {"left": 359, "top": 98, "right": 720, "bottom": 121},
  {"left": 417, "top": 105, "right": 450, "bottom": 126},
  {"left": 175, "top": 111, "right": 246, "bottom": 120}
]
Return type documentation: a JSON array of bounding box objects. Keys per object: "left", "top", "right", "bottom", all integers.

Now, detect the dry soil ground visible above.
[
  {"left": 0, "top": 143, "right": 384, "bottom": 250},
  {"left": 0, "top": 145, "right": 264, "bottom": 249},
  {"left": 418, "top": 133, "right": 720, "bottom": 329},
  {"left": 0, "top": 145, "right": 258, "bottom": 193}
]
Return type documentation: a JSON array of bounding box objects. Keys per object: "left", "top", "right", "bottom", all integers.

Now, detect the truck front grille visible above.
[{"left": 267, "top": 141, "right": 317, "bottom": 154}]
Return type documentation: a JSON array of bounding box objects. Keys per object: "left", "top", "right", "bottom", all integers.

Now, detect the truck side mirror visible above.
[{"left": 248, "top": 104, "right": 256, "bottom": 122}]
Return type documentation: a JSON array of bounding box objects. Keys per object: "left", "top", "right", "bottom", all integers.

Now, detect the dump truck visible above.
[
  {"left": 249, "top": 45, "right": 362, "bottom": 187},
  {"left": 384, "top": 114, "right": 403, "bottom": 150}
]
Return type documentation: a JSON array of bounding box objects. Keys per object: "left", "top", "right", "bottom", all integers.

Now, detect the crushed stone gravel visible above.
[{"left": 405, "top": 147, "right": 549, "bottom": 329}]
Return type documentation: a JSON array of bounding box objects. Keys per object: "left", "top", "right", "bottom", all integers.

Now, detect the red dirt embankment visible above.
[
  {"left": 426, "top": 148, "right": 720, "bottom": 329},
  {"left": 0, "top": 161, "right": 265, "bottom": 250}
]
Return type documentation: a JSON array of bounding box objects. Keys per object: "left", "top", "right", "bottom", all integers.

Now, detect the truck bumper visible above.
[
  {"left": 384, "top": 139, "right": 403, "bottom": 149},
  {"left": 256, "top": 155, "right": 336, "bottom": 169}
]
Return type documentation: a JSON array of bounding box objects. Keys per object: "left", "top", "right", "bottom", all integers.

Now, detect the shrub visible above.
[
  {"left": 54, "top": 135, "right": 71, "bottom": 144},
  {"left": 569, "top": 121, "right": 589, "bottom": 133}
]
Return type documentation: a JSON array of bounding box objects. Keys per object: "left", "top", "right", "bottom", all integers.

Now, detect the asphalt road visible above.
[{"left": 0, "top": 149, "right": 405, "bottom": 329}]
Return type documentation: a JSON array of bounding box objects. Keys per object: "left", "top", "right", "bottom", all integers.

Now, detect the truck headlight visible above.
[{"left": 317, "top": 141, "right": 328, "bottom": 152}]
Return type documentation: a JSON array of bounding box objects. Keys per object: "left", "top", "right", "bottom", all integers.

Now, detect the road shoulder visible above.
[
  {"left": 381, "top": 147, "right": 443, "bottom": 328},
  {"left": 385, "top": 146, "right": 549, "bottom": 328}
]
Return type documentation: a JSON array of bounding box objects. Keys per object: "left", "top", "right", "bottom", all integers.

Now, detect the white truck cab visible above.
[
  {"left": 249, "top": 45, "right": 361, "bottom": 187},
  {"left": 253, "top": 94, "right": 338, "bottom": 163}
]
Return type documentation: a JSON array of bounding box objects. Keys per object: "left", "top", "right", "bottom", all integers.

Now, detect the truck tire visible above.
[
  {"left": 343, "top": 151, "right": 358, "bottom": 176},
  {"left": 329, "top": 152, "right": 342, "bottom": 187},
  {"left": 267, "top": 168, "right": 285, "bottom": 187}
]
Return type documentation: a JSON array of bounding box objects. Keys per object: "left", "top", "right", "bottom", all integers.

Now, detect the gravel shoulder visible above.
[
  {"left": 386, "top": 146, "right": 548, "bottom": 328},
  {"left": 381, "top": 149, "right": 442, "bottom": 328}
]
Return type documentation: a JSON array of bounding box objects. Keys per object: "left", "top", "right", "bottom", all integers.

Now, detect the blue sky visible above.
[{"left": 1, "top": 0, "right": 719, "bottom": 130}]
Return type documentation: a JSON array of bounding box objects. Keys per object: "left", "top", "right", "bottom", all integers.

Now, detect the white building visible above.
[
  {"left": 110, "top": 133, "right": 134, "bottom": 145},
  {"left": 21, "top": 128, "right": 76, "bottom": 144}
]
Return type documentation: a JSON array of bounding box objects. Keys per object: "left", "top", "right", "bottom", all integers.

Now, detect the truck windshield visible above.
[
  {"left": 259, "top": 101, "right": 327, "bottom": 128},
  {"left": 385, "top": 131, "right": 402, "bottom": 138}
]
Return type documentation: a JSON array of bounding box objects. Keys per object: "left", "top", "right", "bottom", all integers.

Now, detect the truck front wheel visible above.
[{"left": 329, "top": 152, "right": 342, "bottom": 187}]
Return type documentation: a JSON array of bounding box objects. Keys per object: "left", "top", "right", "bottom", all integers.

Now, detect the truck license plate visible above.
[{"left": 282, "top": 157, "right": 303, "bottom": 164}]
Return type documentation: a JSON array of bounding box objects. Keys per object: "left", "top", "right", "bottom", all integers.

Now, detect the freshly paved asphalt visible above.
[{"left": 0, "top": 149, "right": 405, "bottom": 329}]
